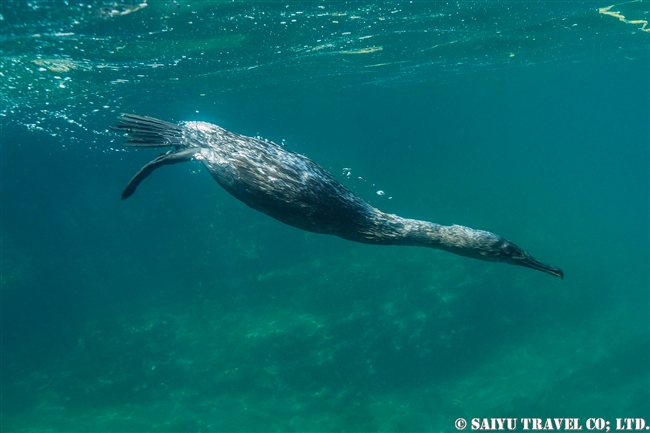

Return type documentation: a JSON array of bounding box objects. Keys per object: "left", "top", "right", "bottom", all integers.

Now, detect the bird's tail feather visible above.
[
  {"left": 113, "top": 114, "right": 194, "bottom": 199},
  {"left": 111, "top": 113, "right": 183, "bottom": 147}
]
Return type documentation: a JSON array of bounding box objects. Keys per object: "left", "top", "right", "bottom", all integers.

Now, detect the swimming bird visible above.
[{"left": 113, "top": 114, "right": 563, "bottom": 279}]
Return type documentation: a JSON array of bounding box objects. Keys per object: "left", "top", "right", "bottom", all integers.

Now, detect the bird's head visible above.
[
  {"left": 485, "top": 237, "right": 564, "bottom": 279},
  {"left": 442, "top": 225, "right": 564, "bottom": 279}
]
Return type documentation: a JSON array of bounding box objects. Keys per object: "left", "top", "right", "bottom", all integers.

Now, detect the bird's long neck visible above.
[{"left": 350, "top": 211, "right": 498, "bottom": 260}]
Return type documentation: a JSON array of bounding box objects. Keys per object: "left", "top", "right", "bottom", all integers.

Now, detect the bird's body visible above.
[{"left": 113, "top": 114, "right": 563, "bottom": 278}]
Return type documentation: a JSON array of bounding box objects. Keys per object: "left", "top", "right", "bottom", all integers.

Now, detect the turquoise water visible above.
[{"left": 1, "top": 1, "right": 648, "bottom": 431}]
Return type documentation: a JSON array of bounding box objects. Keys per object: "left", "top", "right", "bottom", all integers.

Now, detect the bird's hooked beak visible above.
[{"left": 514, "top": 255, "right": 564, "bottom": 279}]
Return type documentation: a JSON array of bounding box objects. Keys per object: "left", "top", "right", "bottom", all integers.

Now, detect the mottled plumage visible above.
[{"left": 113, "top": 114, "right": 563, "bottom": 279}]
